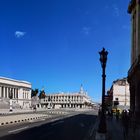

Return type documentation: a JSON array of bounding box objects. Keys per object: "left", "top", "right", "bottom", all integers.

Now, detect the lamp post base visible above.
[{"left": 98, "top": 114, "right": 107, "bottom": 133}]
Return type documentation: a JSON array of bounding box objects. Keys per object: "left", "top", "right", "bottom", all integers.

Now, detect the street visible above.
[{"left": 0, "top": 111, "right": 97, "bottom": 140}]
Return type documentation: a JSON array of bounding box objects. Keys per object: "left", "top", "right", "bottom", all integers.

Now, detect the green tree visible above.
[
  {"left": 39, "top": 90, "right": 46, "bottom": 99},
  {"left": 31, "top": 89, "right": 39, "bottom": 97}
]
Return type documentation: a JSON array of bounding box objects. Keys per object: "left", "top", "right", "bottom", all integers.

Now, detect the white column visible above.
[
  {"left": 3, "top": 86, "right": 5, "bottom": 98},
  {"left": 58, "top": 96, "right": 60, "bottom": 102},
  {"left": 12, "top": 88, "right": 14, "bottom": 98},
  {"left": 7, "top": 87, "right": 9, "bottom": 98}
]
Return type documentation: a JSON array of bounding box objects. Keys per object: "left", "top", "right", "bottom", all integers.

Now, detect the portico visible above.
[{"left": 0, "top": 77, "right": 32, "bottom": 109}]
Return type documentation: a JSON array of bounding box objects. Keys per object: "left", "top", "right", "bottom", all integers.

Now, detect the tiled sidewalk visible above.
[
  {"left": 107, "top": 117, "right": 124, "bottom": 140},
  {"left": 91, "top": 116, "right": 127, "bottom": 140}
]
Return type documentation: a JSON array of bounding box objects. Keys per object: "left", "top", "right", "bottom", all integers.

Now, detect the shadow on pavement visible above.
[{"left": 0, "top": 113, "right": 98, "bottom": 140}]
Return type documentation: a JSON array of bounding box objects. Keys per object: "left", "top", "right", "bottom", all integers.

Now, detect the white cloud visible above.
[
  {"left": 81, "top": 27, "right": 91, "bottom": 35},
  {"left": 113, "top": 4, "right": 120, "bottom": 17},
  {"left": 15, "top": 31, "right": 26, "bottom": 38}
]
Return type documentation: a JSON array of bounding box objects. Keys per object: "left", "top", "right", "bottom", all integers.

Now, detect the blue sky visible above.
[{"left": 0, "top": 0, "right": 131, "bottom": 102}]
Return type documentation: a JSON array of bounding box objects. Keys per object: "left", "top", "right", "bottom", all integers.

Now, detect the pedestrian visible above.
[
  {"left": 98, "top": 107, "right": 101, "bottom": 117},
  {"left": 128, "top": 109, "right": 132, "bottom": 119},
  {"left": 116, "top": 109, "right": 120, "bottom": 121},
  {"left": 110, "top": 109, "right": 113, "bottom": 120},
  {"left": 121, "top": 109, "right": 129, "bottom": 138}
]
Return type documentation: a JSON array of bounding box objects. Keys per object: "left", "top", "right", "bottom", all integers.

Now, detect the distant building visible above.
[
  {"left": 0, "top": 77, "right": 32, "bottom": 109},
  {"left": 104, "top": 93, "right": 112, "bottom": 108},
  {"left": 40, "top": 85, "right": 94, "bottom": 109},
  {"left": 108, "top": 78, "right": 130, "bottom": 110}
]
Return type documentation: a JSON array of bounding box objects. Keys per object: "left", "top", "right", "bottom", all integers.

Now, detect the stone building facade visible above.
[
  {"left": 0, "top": 77, "right": 32, "bottom": 109},
  {"left": 128, "top": 0, "right": 140, "bottom": 115},
  {"left": 40, "top": 85, "right": 93, "bottom": 109},
  {"left": 127, "top": 0, "right": 140, "bottom": 138},
  {"left": 109, "top": 78, "right": 130, "bottom": 110}
]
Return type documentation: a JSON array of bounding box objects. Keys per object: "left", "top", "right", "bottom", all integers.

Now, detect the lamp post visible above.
[
  {"left": 9, "top": 89, "right": 13, "bottom": 112},
  {"left": 98, "top": 48, "right": 108, "bottom": 133}
]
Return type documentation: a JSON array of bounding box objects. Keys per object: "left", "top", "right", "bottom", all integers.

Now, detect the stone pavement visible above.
[
  {"left": 106, "top": 116, "right": 124, "bottom": 140},
  {"left": 90, "top": 116, "right": 129, "bottom": 140},
  {"left": 106, "top": 116, "right": 137, "bottom": 140},
  {"left": 0, "top": 108, "right": 69, "bottom": 126}
]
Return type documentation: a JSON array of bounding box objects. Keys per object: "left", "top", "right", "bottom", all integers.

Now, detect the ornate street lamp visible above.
[
  {"left": 98, "top": 48, "right": 108, "bottom": 133},
  {"left": 9, "top": 89, "right": 13, "bottom": 112}
]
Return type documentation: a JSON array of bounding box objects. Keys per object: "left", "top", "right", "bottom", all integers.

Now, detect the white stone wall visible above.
[
  {"left": 40, "top": 93, "right": 92, "bottom": 109},
  {"left": 113, "top": 82, "right": 130, "bottom": 107},
  {"left": 0, "top": 77, "right": 31, "bottom": 109}
]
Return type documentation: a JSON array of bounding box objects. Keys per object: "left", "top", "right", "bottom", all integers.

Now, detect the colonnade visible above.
[
  {"left": 40, "top": 94, "right": 91, "bottom": 109},
  {"left": 0, "top": 86, "right": 18, "bottom": 99},
  {"left": 45, "top": 95, "right": 84, "bottom": 103}
]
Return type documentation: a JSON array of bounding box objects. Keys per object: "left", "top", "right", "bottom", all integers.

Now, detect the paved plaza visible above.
[{"left": 0, "top": 109, "right": 137, "bottom": 140}]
